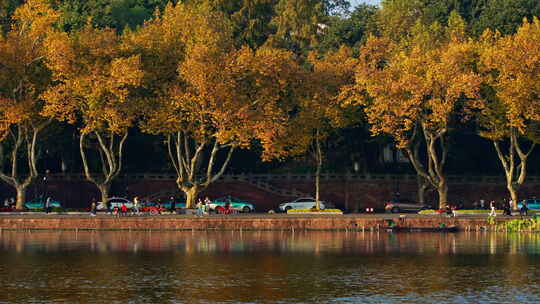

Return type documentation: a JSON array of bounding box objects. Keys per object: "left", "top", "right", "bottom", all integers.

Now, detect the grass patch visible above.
[{"left": 494, "top": 216, "right": 540, "bottom": 232}]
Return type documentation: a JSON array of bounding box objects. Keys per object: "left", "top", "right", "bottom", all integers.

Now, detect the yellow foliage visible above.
[
  {"left": 354, "top": 29, "right": 482, "bottom": 148},
  {"left": 128, "top": 2, "right": 306, "bottom": 160},
  {"left": 261, "top": 46, "right": 359, "bottom": 160},
  {"left": 0, "top": 0, "right": 59, "bottom": 140},
  {"left": 122, "top": 2, "right": 232, "bottom": 91},
  {"left": 478, "top": 17, "right": 540, "bottom": 140},
  {"left": 42, "top": 24, "right": 144, "bottom": 134}
]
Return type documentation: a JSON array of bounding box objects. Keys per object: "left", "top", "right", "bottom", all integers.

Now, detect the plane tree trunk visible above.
[
  {"left": 0, "top": 122, "right": 48, "bottom": 210},
  {"left": 167, "top": 131, "right": 235, "bottom": 209},
  {"left": 492, "top": 127, "right": 535, "bottom": 210},
  {"left": 80, "top": 130, "right": 128, "bottom": 204},
  {"left": 405, "top": 123, "right": 449, "bottom": 210}
]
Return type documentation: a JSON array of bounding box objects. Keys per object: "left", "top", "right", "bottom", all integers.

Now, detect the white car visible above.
[
  {"left": 96, "top": 197, "right": 134, "bottom": 211},
  {"left": 278, "top": 197, "right": 326, "bottom": 212}
]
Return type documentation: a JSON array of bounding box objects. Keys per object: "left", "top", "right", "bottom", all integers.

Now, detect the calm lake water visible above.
[{"left": 1, "top": 230, "right": 540, "bottom": 303}]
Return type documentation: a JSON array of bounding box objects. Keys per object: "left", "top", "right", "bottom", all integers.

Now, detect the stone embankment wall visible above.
[
  {"left": 2, "top": 173, "right": 540, "bottom": 211},
  {"left": 0, "top": 215, "right": 513, "bottom": 231}
]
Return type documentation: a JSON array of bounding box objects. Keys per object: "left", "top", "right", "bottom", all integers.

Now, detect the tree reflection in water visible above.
[{"left": 1, "top": 231, "right": 540, "bottom": 303}]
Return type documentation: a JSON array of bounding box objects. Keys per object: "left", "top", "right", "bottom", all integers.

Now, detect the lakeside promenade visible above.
[{"left": 0, "top": 213, "right": 525, "bottom": 231}]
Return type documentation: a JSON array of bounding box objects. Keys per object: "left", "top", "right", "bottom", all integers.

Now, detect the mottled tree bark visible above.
[
  {"left": 168, "top": 131, "right": 235, "bottom": 209},
  {"left": 492, "top": 128, "right": 535, "bottom": 210},
  {"left": 80, "top": 130, "right": 128, "bottom": 203}
]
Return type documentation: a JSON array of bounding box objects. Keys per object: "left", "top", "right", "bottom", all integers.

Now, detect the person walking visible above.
[
  {"left": 204, "top": 200, "right": 210, "bottom": 215},
  {"left": 133, "top": 196, "right": 140, "bottom": 215},
  {"left": 520, "top": 200, "right": 528, "bottom": 216},
  {"left": 201, "top": 199, "right": 207, "bottom": 216},
  {"left": 90, "top": 199, "right": 97, "bottom": 217},
  {"left": 45, "top": 197, "right": 51, "bottom": 214},
  {"left": 445, "top": 205, "right": 453, "bottom": 217},
  {"left": 204, "top": 197, "right": 211, "bottom": 214},
  {"left": 121, "top": 203, "right": 128, "bottom": 216},
  {"left": 505, "top": 199, "right": 512, "bottom": 216},
  {"left": 156, "top": 199, "right": 162, "bottom": 215},
  {"left": 195, "top": 199, "right": 203, "bottom": 217},
  {"left": 489, "top": 200, "right": 497, "bottom": 217},
  {"left": 169, "top": 196, "right": 176, "bottom": 214}
]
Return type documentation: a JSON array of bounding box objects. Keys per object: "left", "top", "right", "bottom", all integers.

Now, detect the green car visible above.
[
  {"left": 24, "top": 198, "right": 62, "bottom": 210},
  {"left": 517, "top": 198, "right": 540, "bottom": 211},
  {"left": 210, "top": 196, "right": 255, "bottom": 213}
]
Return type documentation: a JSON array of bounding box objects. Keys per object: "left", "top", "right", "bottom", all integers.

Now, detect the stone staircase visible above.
[
  {"left": 143, "top": 189, "right": 184, "bottom": 201},
  {"left": 222, "top": 175, "right": 312, "bottom": 199}
]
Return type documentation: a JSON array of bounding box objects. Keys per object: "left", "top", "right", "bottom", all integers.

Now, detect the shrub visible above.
[
  {"left": 418, "top": 209, "right": 506, "bottom": 215},
  {"left": 287, "top": 209, "right": 343, "bottom": 213},
  {"left": 65, "top": 208, "right": 87, "bottom": 212}
]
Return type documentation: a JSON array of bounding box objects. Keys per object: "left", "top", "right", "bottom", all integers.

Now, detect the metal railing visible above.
[{"left": 41, "top": 172, "right": 540, "bottom": 184}]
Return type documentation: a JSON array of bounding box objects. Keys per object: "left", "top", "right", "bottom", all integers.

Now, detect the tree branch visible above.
[
  {"left": 167, "top": 134, "right": 181, "bottom": 178},
  {"left": 207, "top": 145, "right": 235, "bottom": 185},
  {"left": 112, "top": 130, "right": 128, "bottom": 181},
  {"left": 206, "top": 139, "right": 219, "bottom": 182},
  {"left": 80, "top": 132, "right": 97, "bottom": 185},
  {"left": 178, "top": 131, "right": 190, "bottom": 178},
  {"left": 96, "top": 131, "right": 115, "bottom": 182}
]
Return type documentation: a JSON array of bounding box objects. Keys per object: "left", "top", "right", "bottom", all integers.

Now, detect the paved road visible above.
[{"left": 0, "top": 212, "right": 528, "bottom": 219}]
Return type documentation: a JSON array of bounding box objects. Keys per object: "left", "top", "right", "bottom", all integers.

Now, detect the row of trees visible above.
[
  {"left": 353, "top": 12, "right": 540, "bottom": 210},
  {"left": 0, "top": 0, "right": 358, "bottom": 209},
  {"left": 1, "top": 0, "right": 539, "bottom": 210}
]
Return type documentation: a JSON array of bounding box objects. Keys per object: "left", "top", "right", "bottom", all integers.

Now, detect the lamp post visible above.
[
  {"left": 394, "top": 152, "right": 401, "bottom": 200},
  {"left": 43, "top": 169, "right": 50, "bottom": 200},
  {"left": 394, "top": 181, "right": 400, "bottom": 200}
]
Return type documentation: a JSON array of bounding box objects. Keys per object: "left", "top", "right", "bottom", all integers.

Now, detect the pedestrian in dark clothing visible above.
[
  {"left": 502, "top": 204, "right": 510, "bottom": 216},
  {"left": 520, "top": 200, "right": 528, "bottom": 216},
  {"left": 90, "top": 199, "right": 97, "bottom": 216},
  {"left": 445, "top": 205, "right": 453, "bottom": 217},
  {"left": 169, "top": 196, "right": 176, "bottom": 214},
  {"left": 156, "top": 199, "right": 162, "bottom": 215}
]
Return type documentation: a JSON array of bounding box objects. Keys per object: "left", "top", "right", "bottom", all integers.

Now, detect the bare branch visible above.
[
  {"left": 80, "top": 132, "right": 97, "bottom": 185},
  {"left": 178, "top": 131, "right": 190, "bottom": 177},
  {"left": 206, "top": 139, "right": 219, "bottom": 182},
  {"left": 207, "top": 145, "right": 235, "bottom": 185},
  {"left": 96, "top": 131, "right": 115, "bottom": 182},
  {"left": 167, "top": 135, "right": 181, "bottom": 177},
  {"left": 189, "top": 139, "right": 206, "bottom": 181},
  {"left": 112, "top": 130, "right": 128, "bottom": 181}
]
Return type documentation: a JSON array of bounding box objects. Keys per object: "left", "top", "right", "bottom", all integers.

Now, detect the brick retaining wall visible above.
[{"left": 0, "top": 215, "right": 512, "bottom": 231}]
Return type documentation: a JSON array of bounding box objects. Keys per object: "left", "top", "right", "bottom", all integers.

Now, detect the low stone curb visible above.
[{"left": 287, "top": 212, "right": 343, "bottom": 215}]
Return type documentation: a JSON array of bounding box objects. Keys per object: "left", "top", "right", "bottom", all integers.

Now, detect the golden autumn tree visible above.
[
  {"left": 353, "top": 13, "right": 482, "bottom": 209},
  {"left": 126, "top": 2, "right": 301, "bottom": 208},
  {"left": 42, "top": 24, "right": 143, "bottom": 203},
  {"left": 477, "top": 18, "right": 540, "bottom": 209},
  {"left": 267, "top": 46, "right": 358, "bottom": 210},
  {"left": 0, "top": 0, "right": 59, "bottom": 209}
]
